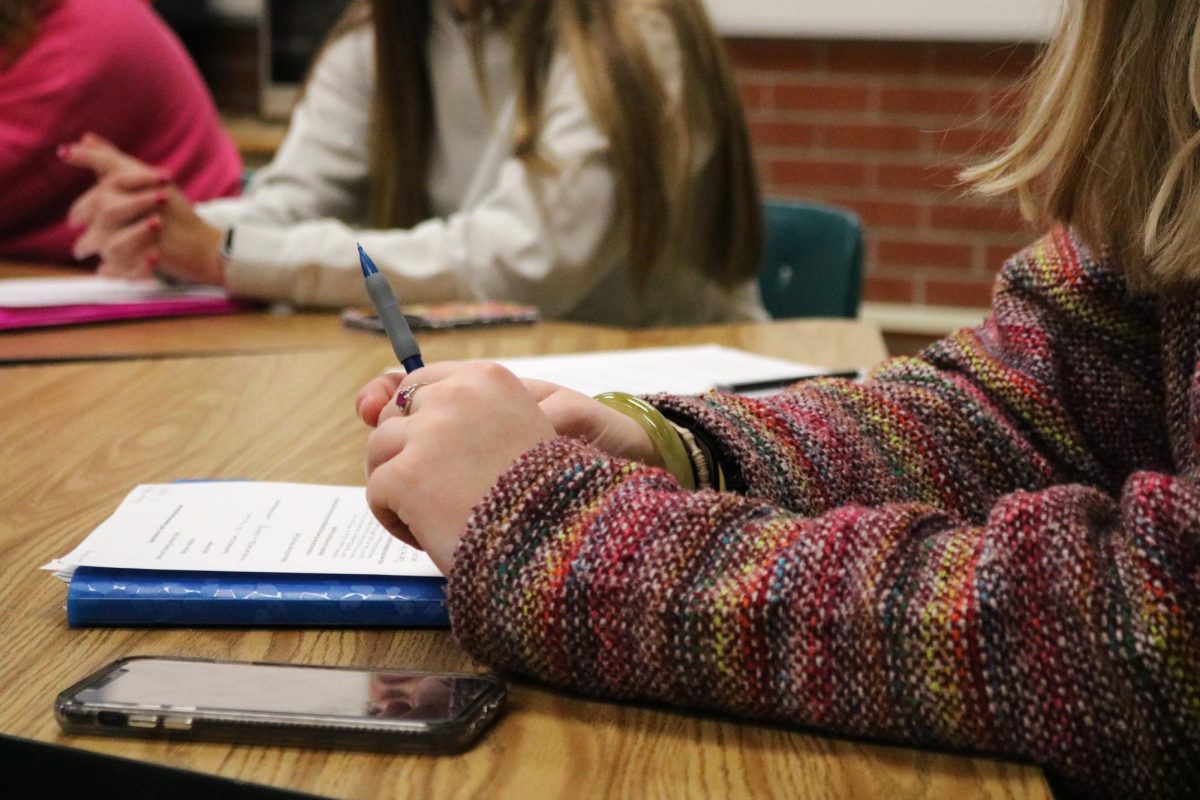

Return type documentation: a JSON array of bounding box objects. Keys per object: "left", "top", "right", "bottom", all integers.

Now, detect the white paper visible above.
[
  {"left": 0, "top": 276, "right": 229, "bottom": 307},
  {"left": 43, "top": 482, "right": 441, "bottom": 581},
  {"left": 490, "top": 344, "right": 835, "bottom": 396}
]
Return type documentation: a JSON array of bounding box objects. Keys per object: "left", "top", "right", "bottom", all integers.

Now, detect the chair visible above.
[{"left": 758, "top": 200, "right": 864, "bottom": 319}]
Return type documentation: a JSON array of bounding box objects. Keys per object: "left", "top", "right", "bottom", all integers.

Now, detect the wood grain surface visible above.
[{"left": 0, "top": 323, "right": 1050, "bottom": 798}]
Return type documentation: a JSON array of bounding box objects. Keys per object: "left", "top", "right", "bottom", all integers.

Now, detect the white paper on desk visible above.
[
  {"left": 42, "top": 482, "right": 441, "bottom": 580},
  {"left": 0, "top": 276, "right": 229, "bottom": 307},
  {"left": 489, "top": 344, "right": 830, "bottom": 396}
]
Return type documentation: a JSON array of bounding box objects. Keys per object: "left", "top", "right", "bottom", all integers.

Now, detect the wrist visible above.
[{"left": 203, "top": 224, "right": 228, "bottom": 285}]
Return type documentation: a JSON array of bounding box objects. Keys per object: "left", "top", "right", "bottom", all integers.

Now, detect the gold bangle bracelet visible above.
[{"left": 593, "top": 392, "right": 696, "bottom": 490}]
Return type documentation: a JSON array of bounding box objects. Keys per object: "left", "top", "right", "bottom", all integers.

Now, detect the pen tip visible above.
[{"left": 357, "top": 243, "right": 377, "bottom": 277}]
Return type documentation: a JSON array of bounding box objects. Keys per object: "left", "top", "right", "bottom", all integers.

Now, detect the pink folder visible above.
[{"left": 0, "top": 296, "right": 251, "bottom": 331}]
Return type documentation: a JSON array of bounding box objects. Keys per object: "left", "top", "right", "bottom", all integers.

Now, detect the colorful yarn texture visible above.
[{"left": 450, "top": 228, "right": 1200, "bottom": 799}]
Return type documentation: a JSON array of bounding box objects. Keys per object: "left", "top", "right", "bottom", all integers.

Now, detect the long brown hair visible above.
[
  {"left": 335, "top": 0, "right": 760, "bottom": 288},
  {"left": 965, "top": 0, "right": 1200, "bottom": 290},
  {"left": 0, "top": 0, "right": 47, "bottom": 65}
]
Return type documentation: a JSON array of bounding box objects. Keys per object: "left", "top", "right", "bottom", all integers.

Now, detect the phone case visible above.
[
  {"left": 55, "top": 656, "right": 506, "bottom": 754},
  {"left": 341, "top": 301, "right": 539, "bottom": 332}
]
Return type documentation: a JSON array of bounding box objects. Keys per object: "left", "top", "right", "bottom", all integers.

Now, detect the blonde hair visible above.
[
  {"left": 339, "top": 0, "right": 760, "bottom": 289},
  {"left": 965, "top": 0, "right": 1200, "bottom": 290}
]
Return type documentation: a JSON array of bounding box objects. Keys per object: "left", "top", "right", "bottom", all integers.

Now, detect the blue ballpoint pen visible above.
[{"left": 358, "top": 243, "right": 424, "bottom": 373}]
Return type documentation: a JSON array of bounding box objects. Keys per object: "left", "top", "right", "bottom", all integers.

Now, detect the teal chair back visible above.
[{"left": 759, "top": 200, "right": 864, "bottom": 318}]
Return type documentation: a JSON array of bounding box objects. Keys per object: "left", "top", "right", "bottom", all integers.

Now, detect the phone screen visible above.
[{"left": 76, "top": 659, "right": 493, "bottom": 725}]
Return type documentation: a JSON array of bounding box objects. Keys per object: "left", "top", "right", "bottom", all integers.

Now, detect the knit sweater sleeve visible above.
[
  {"left": 650, "top": 228, "right": 1171, "bottom": 519},
  {"left": 446, "top": 229, "right": 1200, "bottom": 798}
]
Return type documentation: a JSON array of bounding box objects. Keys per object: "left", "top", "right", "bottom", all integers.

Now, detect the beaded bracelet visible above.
[
  {"left": 593, "top": 392, "right": 696, "bottom": 490},
  {"left": 673, "top": 420, "right": 729, "bottom": 490},
  {"left": 669, "top": 421, "right": 711, "bottom": 489}
]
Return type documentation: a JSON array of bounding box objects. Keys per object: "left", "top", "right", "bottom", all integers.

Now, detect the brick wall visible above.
[{"left": 727, "top": 39, "right": 1043, "bottom": 312}]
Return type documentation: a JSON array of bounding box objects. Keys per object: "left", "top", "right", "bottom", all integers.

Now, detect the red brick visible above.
[
  {"left": 774, "top": 81, "right": 872, "bottom": 113},
  {"left": 750, "top": 120, "right": 819, "bottom": 149},
  {"left": 725, "top": 39, "right": 823, "bottom": 72},
  {"left": 876, "top": 161, "right": 964, "bottom": 192},
  {"left": 864, "top": 276, "right": 917, "bottom": 304},
  {"left": 737, "top": 81, "right": 772, "bottom": 111},
  {"left": 929, "top": 202, "right": 1029, "bottom": 234},
  {"left": 826, "top": 42, "right": 929, "bottom": 74},
  {"left": 879, "top": 86, "right": 981, "bottom": 117},
  {"left": 986, "top": 243, "right": 1026, "bottom": 271},
  {"left": 831, "top": 197, "right": 923, "bottom": 228},
  {"left": 925, "top": 278, "right": 996, "bottom": 307},
  {"left": 878, "top": 239, "right": 974, "bottom": 270},
  {"left": 930, "top": 42, "right": 1042, "bottom": 79},
  {"left": 823, "top": 123, "right": 923, "bottom": 152},
  {"left": 715, "top": 32, "right": 1043, "bottom": 312},
  {"left": 770, "top": 159, "right": 869, "bottom": 189},
  {"left": 982, "top": 86, "right": 1029, "bottom": 118},
  {"left": 926, "top": 125, "right": 1016, "bottom": 156}
]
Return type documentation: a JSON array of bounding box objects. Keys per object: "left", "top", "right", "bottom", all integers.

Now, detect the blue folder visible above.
[{"left": 66, "top": 567, "right": 449, "bottom": 628}]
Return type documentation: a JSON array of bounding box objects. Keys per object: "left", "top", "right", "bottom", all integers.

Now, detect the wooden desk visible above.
[{"left": 0, "top": 323, "right": 1049, "bottom": 799}]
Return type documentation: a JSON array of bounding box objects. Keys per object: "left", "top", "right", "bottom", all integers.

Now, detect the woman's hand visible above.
[
  {"left": 356, "top": 371, "right": 660, "bottom": 465},
  {"left": 360, "top": 362, "right": 558, "bottom": 575},
  {"left": 61, "top": 133, "right": 225, "bottom": 284}
]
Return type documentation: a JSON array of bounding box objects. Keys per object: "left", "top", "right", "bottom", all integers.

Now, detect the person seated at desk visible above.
[
  {"left": 61, "top": 0, "right": 765, "bottom": 327},
  {"left": 0, "top": 0, "right": 241, "bottom": 263},
  {"left": 354, "top": 0, "right": 1200, "bottom": 796}
]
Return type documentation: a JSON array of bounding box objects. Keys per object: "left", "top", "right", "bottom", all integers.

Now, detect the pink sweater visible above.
[{"left": 0, "top": 0, "right": 242, "bottom": 262}]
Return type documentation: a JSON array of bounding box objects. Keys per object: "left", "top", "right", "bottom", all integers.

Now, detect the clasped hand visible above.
[
  {"left": 60, "top": 132, "right": 225, "bottom": 283},
  {"left": 355, "top": 362, "right": 661, "bottom": 575}
]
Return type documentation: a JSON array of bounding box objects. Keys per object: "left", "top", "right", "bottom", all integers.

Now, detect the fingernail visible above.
[
  {"left": 146, "top": 251, "right": 160, "bottom": 269},
  {"left": 157, "top": 170, "right": 172, "bottom": 184},
  {"left": 57, "top": 144, "right": 72, "bottom": 159},
  {"left": 148, "top": 217, "right": 162, "bottom": 233},
  {"left": 154, "top": 190, "right": 167, "bottom": 206}
]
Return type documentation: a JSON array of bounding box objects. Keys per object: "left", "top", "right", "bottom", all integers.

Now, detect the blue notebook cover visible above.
[{"left": 66, "top": 567, "right": 449, "bottom": 628}]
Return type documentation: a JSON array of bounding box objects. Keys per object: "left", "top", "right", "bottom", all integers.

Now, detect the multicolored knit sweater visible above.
[{"left": 448, "top": 227, "right": 1200, "bottom": 798}]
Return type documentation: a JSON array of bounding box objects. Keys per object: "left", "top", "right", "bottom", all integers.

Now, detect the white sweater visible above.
[{"left": 199, "top": 2, "right": 766, "bottom": 326}]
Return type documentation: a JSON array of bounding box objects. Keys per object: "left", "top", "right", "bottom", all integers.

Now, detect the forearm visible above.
[
  {"left": 648, "top": 233, "right": 1173, "bottom": 518},
  {"left": 449, "top": 438, "right": 1200, "bottom": 797},
  {"left": 649, "top": 361, "right": 1064, "bottom": 522},
  {"left": 211, "top": 145, "right": 623, "bottom": 310}
]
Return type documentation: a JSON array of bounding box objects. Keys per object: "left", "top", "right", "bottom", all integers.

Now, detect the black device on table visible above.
[{"left": 55, "top": 656, "right": 506, "bottom": 754}]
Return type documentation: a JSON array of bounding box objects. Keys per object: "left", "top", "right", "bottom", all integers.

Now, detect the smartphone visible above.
[{"left": 55, "top": 656, "right": 506, "bottom": 754}]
